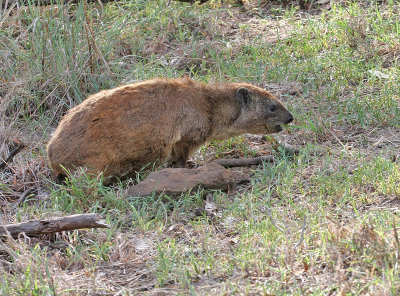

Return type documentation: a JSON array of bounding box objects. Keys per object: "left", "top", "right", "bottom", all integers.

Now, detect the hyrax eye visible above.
[{"left": 269, "top": 105, "right": 277, "bottom": 112}]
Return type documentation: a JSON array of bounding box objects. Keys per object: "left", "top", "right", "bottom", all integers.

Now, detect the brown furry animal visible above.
[{"left": 47, "top": 77, "right": 293, "bottom": 183}]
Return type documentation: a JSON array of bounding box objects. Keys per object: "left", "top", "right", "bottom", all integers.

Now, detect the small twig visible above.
[
  {"left": 172, "top": 0, "right": 211, "bottom": 4},
  {"left": 214, "top": 156, "right": 274, "bottom": 168},
  {"left": 279, "top": 141, "right": 300, "bottom": 155},
  {"left": 83, "top": 0, "right": 95, "bottom": 74},
  {"left": 0, "top": 141, "right": 26, "bottom": 170},
  {"left": 264, "top": 136, "right": 300, "bottom": 155},
  {"left": 294, "top": 215, "right": 307, "bottom": 250},
  {"left": 13, "top": 188, "right": 34, "bottom": 209},
  {"left": 236, "top": 177, "right": 252, "bottom": 185}
]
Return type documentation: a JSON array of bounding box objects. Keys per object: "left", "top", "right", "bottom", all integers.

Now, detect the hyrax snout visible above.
[{"left": 47, "top": 77, "right": 293, "bottom": 183}]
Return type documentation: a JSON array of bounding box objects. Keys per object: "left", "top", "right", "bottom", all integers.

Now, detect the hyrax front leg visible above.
[
  {"left": 169, "top": 142, "right": 191, "bottom": 168},
  {"left": 170, "top": 158, "right": 187, "bottom": 168}
]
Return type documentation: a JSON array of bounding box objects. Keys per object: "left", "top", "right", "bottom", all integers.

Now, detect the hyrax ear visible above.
[{"left": 236, "top": 87, "right": 251, "bottom": 107}]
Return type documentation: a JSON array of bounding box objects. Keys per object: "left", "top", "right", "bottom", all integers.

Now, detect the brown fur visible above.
[{"left": 47, "top": 77, "right": 293, "bottom": 183}]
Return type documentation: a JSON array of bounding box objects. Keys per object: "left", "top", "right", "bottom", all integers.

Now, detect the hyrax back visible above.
[{"left": 47, "top": 77, "right": 293, "bottom": 182}]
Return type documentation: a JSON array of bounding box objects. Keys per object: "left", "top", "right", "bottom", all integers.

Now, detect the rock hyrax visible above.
[{"left": 47, "top": 77, "right": 293, "bottom": 183}]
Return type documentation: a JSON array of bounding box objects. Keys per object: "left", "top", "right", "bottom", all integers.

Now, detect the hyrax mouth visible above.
[{"left": 265, "top": 124, "right": 283, "bottom": 133}]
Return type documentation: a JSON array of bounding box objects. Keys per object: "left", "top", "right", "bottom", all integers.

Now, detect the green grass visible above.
[{"left": 1, "top": 0, "right": 400, "bottom": 294}]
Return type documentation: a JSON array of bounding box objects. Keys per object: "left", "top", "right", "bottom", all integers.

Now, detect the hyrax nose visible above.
[{"left": 285, "top": 114, "right": 294, "bottom": 124}]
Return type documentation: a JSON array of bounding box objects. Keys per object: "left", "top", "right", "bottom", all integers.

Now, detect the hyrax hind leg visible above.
[{"left": 102, "top": 161, "right": 141, "bottom": 184}]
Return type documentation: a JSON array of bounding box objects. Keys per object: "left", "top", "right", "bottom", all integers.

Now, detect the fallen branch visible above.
[
  {"left": 2, "top": 0, "right": 115, "bottom": 9},
  {"left": 0, "top": 141, "right": 25, "bottom": 170},
  {"left": 213, "top": 156, "right": 274, "bottom": 168},
  {"left": 0, "top": 214, "right": 109, "bottom": 238}
]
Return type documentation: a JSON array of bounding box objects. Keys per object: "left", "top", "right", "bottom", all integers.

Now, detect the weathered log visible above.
[
  {"left": 127, "top": 162, "right": 247, "bottom": 197},
  {"left": 213, "top": 156, "right": 274, "bottom": 168},
  {"left": 0, "top": 214, "right": 109, "bottom": 238}
]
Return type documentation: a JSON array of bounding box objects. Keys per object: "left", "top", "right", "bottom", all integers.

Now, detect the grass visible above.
[{"left": 1, "top": 0, "right": 400, "bottom": 294}]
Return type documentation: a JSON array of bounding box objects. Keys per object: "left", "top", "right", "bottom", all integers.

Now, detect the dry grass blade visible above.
[
  {"left": 0, "top": 1, "right": 16, "bottom": 28},
  {"left": 265, "top": 206, "right": 285, "bottom": 233},
  {"left": 393, "top": 217, "right": 400, "bottom": 250},
  {"left": 293, "top": 87, "right": 347, "bottom": 149},
  {"left": 294, "top": 215, "right": 307, "bottom": 250}
]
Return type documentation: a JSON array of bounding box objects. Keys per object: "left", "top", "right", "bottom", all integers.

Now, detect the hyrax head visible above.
[{"left": 234, "top": 86, "right": 294, "bottom": 134}]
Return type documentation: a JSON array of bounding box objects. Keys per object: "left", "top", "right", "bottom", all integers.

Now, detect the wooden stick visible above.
[
  {"left": 0, "top": 141, "right": 25, "bottom": 170},
  {"left": 263, "top": 136, "right": 300, "bottom": 155},
  {"left": 13, "top": 188, "right": 34, "bottom": 208},
  {"left": 170, "top": 0, "right": 211, "bottom": 4},
  {"left": 214, "top": 156, "right": 274, "bottom": 168},
  {"left": 0, "top": 214, "right": 109, "bottom": 238},
  {"left": 279, "top": 141, "right": 300, "bottom": 155},
  {"left": 2, "top": 0, "right": 115, "bottom": 8}
]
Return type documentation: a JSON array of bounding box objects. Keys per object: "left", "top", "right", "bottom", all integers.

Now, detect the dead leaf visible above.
[{"left": 368, "top": 70, "right": 389, "bottom": 79}]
